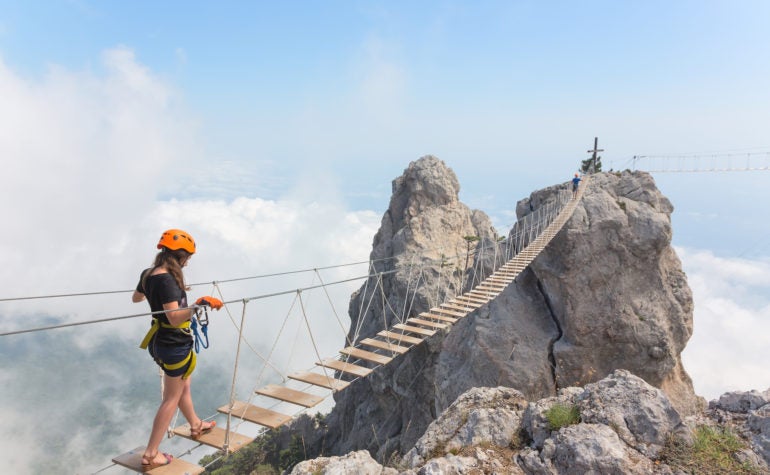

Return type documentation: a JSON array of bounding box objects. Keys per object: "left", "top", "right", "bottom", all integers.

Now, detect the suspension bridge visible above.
[
  {"left": 630, "top": 150, "right": 770, "bottom": 173},
  {"left": 0, "top": 175, "right": 588, "bottom": 474},
  {"left": 3, "top": 143, "right": 768, "bottom": 474}
]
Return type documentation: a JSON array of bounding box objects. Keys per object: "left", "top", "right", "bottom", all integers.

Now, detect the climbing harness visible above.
[
  {"left": 138, "top": 317, "right": 192, "bottom": 349},
  {"left": 191, "top": 307, "right": 210, "bottom": 353},
  {"left": 139, "top": 315, "right": 198, "bottom": 379}
]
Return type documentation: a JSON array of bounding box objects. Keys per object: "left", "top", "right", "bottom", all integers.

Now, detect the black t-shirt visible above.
[{"left": 136, "top": 269, "right": 192, "bottom": 346}]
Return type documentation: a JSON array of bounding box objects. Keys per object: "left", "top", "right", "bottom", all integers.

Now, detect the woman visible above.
[{"left": 132, "top": 229, "right": 223, "bottom": 469}]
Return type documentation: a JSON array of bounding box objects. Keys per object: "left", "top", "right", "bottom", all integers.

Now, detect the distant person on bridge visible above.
[
  {"left": 572, "top": 172, "right": 581, "bottom": 198},
  {"left": 132, "top": 229, "right": 224, "bottom": 470}
]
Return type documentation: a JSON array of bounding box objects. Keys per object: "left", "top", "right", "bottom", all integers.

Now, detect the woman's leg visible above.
[
  {"left": 143, "top": 373, "right": 186, "bottom": 464},
  {"left": 178, "top": 376, "right": 202, "bottom": 428}
]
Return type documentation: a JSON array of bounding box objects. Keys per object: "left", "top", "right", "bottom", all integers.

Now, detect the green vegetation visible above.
[
  {"left": 581, "top": 155, "right": 603, "bottom": 173},
  {"left": 659, "top": 425, "right": 761, "bottom": 474},
  {"left": 279, "top": 434, "right": 307, "bottom": 471},
  {"left": 544, "top": 403, "right": 581, "bottom": 431}
]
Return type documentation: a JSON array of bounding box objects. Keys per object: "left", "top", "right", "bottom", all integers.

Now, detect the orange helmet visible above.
[{"left": 157, "top": 229, "right": 196, "bottom": 254}]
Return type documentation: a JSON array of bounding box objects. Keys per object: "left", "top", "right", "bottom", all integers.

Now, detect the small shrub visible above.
[
  {"left": 544, "top": 403, "right": 581, "bottom": 431},
  {"left": 659, "top": 425, "right": 761, "bottom": 474},
  {"left": 617, "top": 200, "right": 627, "bottom": 212}
]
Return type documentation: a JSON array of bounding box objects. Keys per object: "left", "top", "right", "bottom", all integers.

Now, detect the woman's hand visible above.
[{"left": 195, "top": 296, "right": 223, "bottom": 310}]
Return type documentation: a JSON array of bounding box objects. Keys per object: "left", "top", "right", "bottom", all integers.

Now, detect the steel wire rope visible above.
[
  {"left": 297, "top": 291, "right": 337, "bottom": 394},
  {"left": 348, "top": 260, "right": 378, "bottom": 348},
  {"left": 403, "top": 262, "right": 427, "bottom": 324},
  {"left": 0, "top": 271, "right": 396, "bottom": 337},
  {"left": 0, "top": 256, "right": 411, "bottom": 304},
  {"left": 379, "top": 267, "right": 411, "bottom": 327},
  {"left": 212, "top": 283, "right": 286, "bottom": 380},
  {"left": 399, "top": 254, "right": 418, "bottom": 322},
  {"left": 350, "top": 271, "right": 385, "bottom": 347},
  {"left": 223, "top": 293, "right": 298, "bottom": 434},
  {"left": 313, "top": 269, "right": 355, "bottom": 349},
  {"left": 432, "top": 245, "right": 446, "bottom": 309},
  {"left": 281, "top": 271, "right": 325, "bottom": 377}
]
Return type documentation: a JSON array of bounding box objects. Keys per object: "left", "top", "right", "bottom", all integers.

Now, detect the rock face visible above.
[
  {"left": 320, "top": 156, "right": 498, "bottom": 459},
  {"left": 290, "top": 371, "right": 770, "bottom": 474},
  {"left": 314, "top": 159, "right": 702, "bottom": 463},
  {"left": 525, "top": 172, "right": 700, "bottom": 414}
]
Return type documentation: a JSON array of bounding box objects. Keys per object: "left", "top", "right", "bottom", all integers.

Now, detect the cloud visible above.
[
  {"left": 0, "top": 46, "right": 200, "bottom": 300},
  {"left": 678, "top": 247, "right": 770, "bottom": 400},
  {"left": 0, "top": 47, "right": 382, "bottom": 474}
]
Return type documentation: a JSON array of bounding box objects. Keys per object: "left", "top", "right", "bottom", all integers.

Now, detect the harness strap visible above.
[
  {"left": 162, "top": 349, "right": 197, "bottom": 379},
  {"left": 139, "top": 317, "right": 192, "bottom": 349}
]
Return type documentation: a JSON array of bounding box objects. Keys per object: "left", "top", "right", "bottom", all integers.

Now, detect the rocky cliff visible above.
[
  {"left": 314, "top": 157, "right": 702, "bottom": 464},
  {"left": 290, "top": 371, "right": 770, "bottom": 474}
]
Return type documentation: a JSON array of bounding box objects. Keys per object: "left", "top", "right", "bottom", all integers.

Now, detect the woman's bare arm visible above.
[{"left": 162, "top": 300, "right": 194, "bottom": 327}]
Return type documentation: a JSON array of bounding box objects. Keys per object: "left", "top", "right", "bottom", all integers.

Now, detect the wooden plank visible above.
[
  {"left": 468, "top": 290, "right": 496, "bottom": 298},
  {"left": 476, "top": 285, "right": 504, "bottom": 293},
  {"left": 429, "top": 307, "right": 466, "bottom": 318},
  {"left": 453, "top": 298, "right": 486, "bottom": 308},
  {"left": 218, "top": 400, "right": 292, "bottom": 429},
  {"left": 407, "top": 317, "right": 448, "bottom": 329},
  {"left": 479, "top": 281, "right": 506, "bottom": 288},
  {"left": 502, "top": 263, "right": 527, "bottom": 270},
  {"left": 256, "top": 384, "right": 324, "bottom": 408},
  {"left": 469, "top": 291, "right": 498, "bottom": 299},
  {"left": 340, "top": 346, "right": 393, "bottom": 365},
  {"left": 172, "top": 425, "right": 253, "bottom": 453},
  {"left": 289, "top": 371, "right": 350, "bottom": 391},
  {"left": 487, "top": 276, "right": 512, "bottom": 283},
  {"left": 455, "top": 295, "right": 489, "bottom": 304},
  {"left": 360, "top": 337, "right": 411, "bottom": 354},
  {"left": 442, "top": 302, "right": 478, "bottom": 312},
  {"left": 479, "top": 284, "right": 507, "bottom": 291},
  {"left": 378, "top": 330, "right": 423, "bottom": 346},
  {"left": 317, "top": 358, "right": 373, "bottom": 377},
  {"left": 419, "top": 312, "right": 458, "bottom": 323},
  {"left": 492, "top": 264, "right": 522, "bottom": 275},
  {"left": 468, "top": 288, "right": 497, "bottom": 296},
  {"left": 113, "top": 446, "right": 205, "bottom": 474},
  {"left": 393, "top": 323, "right": 436, "bottom": 337}
]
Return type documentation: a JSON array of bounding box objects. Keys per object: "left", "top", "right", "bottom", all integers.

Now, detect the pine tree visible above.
[{"left": 581, "top": 155, "right": 603, "bottom": 173}]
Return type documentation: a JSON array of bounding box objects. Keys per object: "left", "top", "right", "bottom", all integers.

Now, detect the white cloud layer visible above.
[{"left": 678, "top": 247, "right": 770, "bottom": 401}]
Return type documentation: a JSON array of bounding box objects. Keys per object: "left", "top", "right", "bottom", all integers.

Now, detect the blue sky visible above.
[
  {"left": 3, "top": 0, "right": 769, "bottom": 234},
  {"left": 1, "top": 2, "right": 769, "bottom": 473}
]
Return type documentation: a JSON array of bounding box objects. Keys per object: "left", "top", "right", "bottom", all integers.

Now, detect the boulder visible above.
[
  {"left": 289, "top": 450, "right": 397, "bottom": 475},
  {"left": 403, "top": 386, "right": 527, "bottom": 468},
  {"left": 576, "top": 369, "right": 683, "bottom": 457},
  {"left": 711, "top": 390, "right": 770, "bottom": 413}
]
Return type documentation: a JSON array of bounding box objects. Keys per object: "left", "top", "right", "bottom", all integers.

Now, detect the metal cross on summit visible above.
[{"left": 585, "top": 137, "right": 604, "bottom": 173}]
